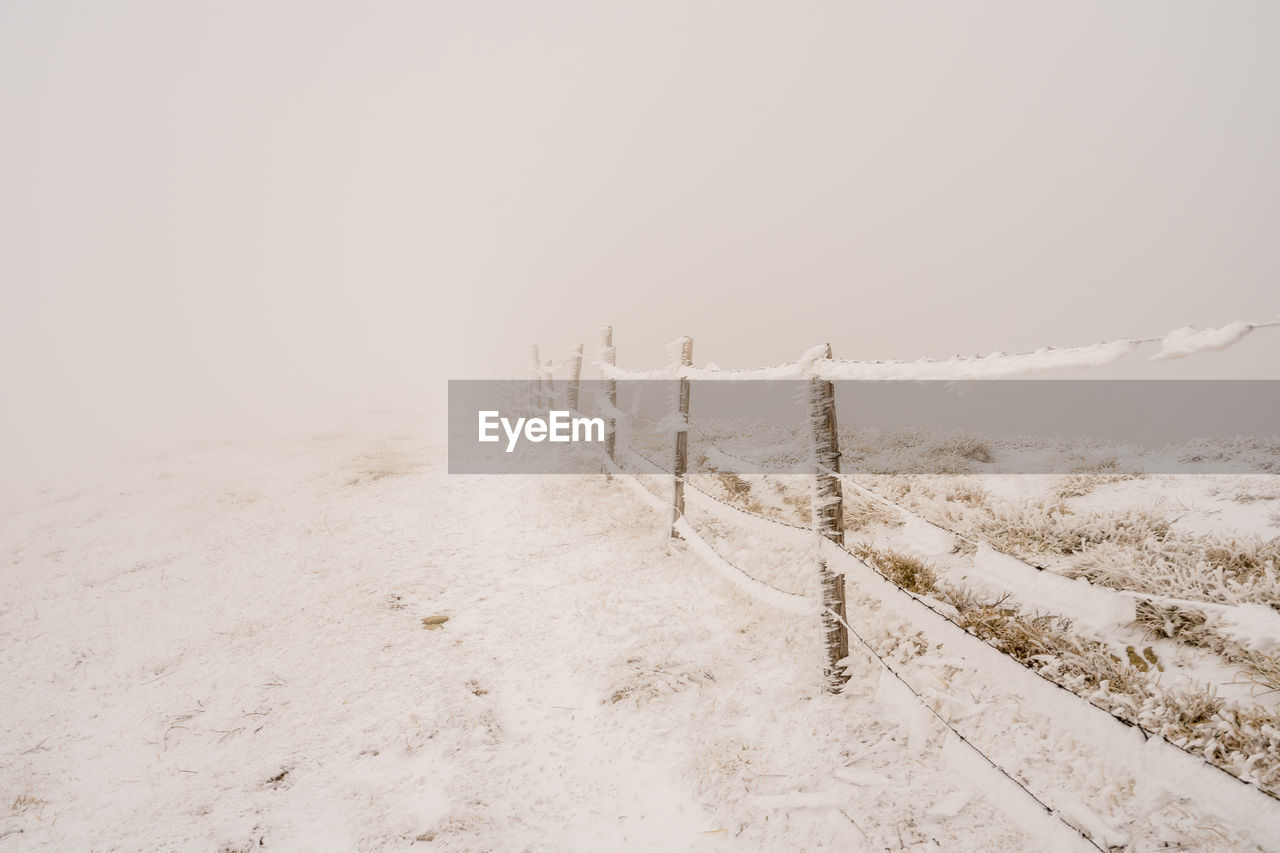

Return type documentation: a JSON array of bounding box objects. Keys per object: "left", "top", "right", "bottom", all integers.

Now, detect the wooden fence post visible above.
[
  {"left": 600, "top": 327, "right": 617, "bottom": 466},
  {"left": 809, "top": 343, "right": 850, "bottom": 691},
  {"left": 671, "top": 337, "right": 693, "bottom": 538},
  {"left": 531, "top": 344, "right": 546, "bottom": 408},
  {"left": 567, "top": 344, "right": 583, "bottom": 412}
]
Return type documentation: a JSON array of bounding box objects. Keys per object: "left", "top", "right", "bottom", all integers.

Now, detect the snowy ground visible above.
[{"left": 1, "top": 420, "right": 1277, "bottom": 850}]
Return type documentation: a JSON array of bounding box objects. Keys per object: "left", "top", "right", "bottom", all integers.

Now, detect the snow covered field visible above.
[
  {"left": 3, "top": 417, "right": 1279, "bottom": 851},
  {"left": 9, "top": 0, "right": 1280, "bottom": 847}
]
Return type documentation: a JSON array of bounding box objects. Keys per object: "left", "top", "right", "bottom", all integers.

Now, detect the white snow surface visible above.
[
  {"left": 2, "top": 421, "right": 1277, "bottom": 850},
  {"left": 1, "top": 425, "right": 1032, "bottom": 851}
]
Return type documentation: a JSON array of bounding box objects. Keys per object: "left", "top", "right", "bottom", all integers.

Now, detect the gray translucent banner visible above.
[{"left": 448, "top": 380, "right": 1280, "bottom": 474}]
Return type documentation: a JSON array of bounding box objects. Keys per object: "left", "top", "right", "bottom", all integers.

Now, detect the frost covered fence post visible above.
[
  {"left": 808, "top": 344, "right": 850, "bottom": 690},
  {"left": 670, "top": 337, "right": 693, "bottom": 539},
  {"left": 567, "top": 343, "right": 583, "bottom": 412},
  {"left": 531, "top": 344, "right": 547, "bottom": 408},
  {"left": 599, "top": 326, "right": 617, "bottom": 467}
]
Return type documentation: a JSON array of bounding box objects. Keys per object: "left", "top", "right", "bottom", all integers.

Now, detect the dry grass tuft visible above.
[
  {"left": 843, "top": 493, "right": 903, "bottom": 530},
  {"left": 10, "top": 793, "right": 46, "bottom": 814},
  {"left": 1070, "top": 533, "right": 1280, "bottom": 607},
  {"left": 855, "top": 545, "right": 1280, "bottom": 792},
  {"left": 954, "top": 600, "right": 1069, "bottom": 660},
  {"left": 605, "top": 658, "right": 716, "bottom": 706},
  {"left": 1054, "top": 459, "right": 1140, "bottom": 499},
  {"left": 714, "top": 471, "right": 752, "bottom": 499},
  {"left": 943, "top": 479, "right": 990, "bottom": 507},
  {"left": 849, "top": 544, "right": 939, "bottom": 596},
  {"left": 974, "top": 502, "right": 1172, "bottom": 557},
  {"left": 1136, "top": 601, "right": 1280, "bottom": 691},
  {"left": 345, "top": 451, "right": 423, "bottom": 486},
  {"left": 926, "top": 436, "right": 993, "bottom": 464}
]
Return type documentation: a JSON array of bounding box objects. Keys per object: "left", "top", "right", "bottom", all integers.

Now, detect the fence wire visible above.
[
  {"left": 824, "top": 603, "right": 1105, "bottom": 852},
  {"left": 680, "top": 417, "right": 1267, "bottom": 621},
  {"left": 609, "top": 447, "right": 1106, "bottom": 850},
  {"left": 625, "top": 425, "right": 1280, "bottom": 809}
]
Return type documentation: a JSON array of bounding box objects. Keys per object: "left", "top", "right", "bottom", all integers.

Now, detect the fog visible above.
[{"left": 3, "top": 1, "right": 1278, "bottom": 486}]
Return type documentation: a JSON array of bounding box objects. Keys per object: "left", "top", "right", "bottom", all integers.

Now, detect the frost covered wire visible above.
[
  {"left": 681, "top": 415, "right": 1270, "bottom": 626},
  {"left": 689, "top": 422, "right": 763, "bottom": 469},
  {"left": 631, "top": 435, "right": 1280, "bottom": 803},
  {"left": 624, "top": 446, "right": 810, "bottom": 532},
  {"left": 605, "top": 453, "right": 812, "bottom": 608},
  {"left": 606, "top": 437, "right": 1280, "bottom": 834},
  {"left": 597, "top": 318, "right": 1280, "bottom": 381},
  {"left": 826, "top": 538, "right": 1280, "bottom": 808},
  {"left": 590, "top": 321, "right": 1280, "bottom": 806},
  {"left": 616, "top": 452, "right": 1099, "bottom": 848},
  {"left": 823, "top": 604, "right": 1106, "bottom": 853}
]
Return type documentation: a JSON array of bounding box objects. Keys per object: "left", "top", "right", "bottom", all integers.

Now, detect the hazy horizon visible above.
[{"left": 4, "top": 1, "right": 1279, "bottom": 484}]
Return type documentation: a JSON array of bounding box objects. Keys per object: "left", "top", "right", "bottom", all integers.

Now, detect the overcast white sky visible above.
[{"left": 2, "top": 1, "right": 1278, "bottom": 483}]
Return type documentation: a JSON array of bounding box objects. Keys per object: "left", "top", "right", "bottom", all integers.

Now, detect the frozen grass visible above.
[
  {"left": 846, "top": 544, "right": 939, "bottom": 596},
  {"left": 850, "top": 544, "right": 1280, "bottom": 793},
  {"left": 1176, "top": 438, "right": 1280, "bottom": 473},
  {"left": 881, "top": 478, "right": 1280, "bottom": 611},
  {"left": 942, "top": 478, "right": 990, "bottom": 508},
  {"left": 845, "top": 471, "right": 1280, "bottom": 695},
  {"left": 1052, "top": 459, "right": 1141, "bottom": 500},
  {"left": 1135, "top": 601, "right": 1280, "bottom": 693},
  {"left": 1069, "top": 537, "right": 1280, "bottom": 608},
  {"left": 975, "top": 502, "right": 1173, "bottom": 558},
  {"left": 926, "top": 436, "right": 993, "bottom": 465},
  {"left": 841, "top": 491, "right": 905, "bottom": 531},
  {"left": 1213, "top": 478, "right": 1280, "bottom": 504},
  {"left": 640, "top": 429, "right": 1280, "bottom": 802},
  {"left": 697, "top": 470, "right": 799, "bottom": 526}
]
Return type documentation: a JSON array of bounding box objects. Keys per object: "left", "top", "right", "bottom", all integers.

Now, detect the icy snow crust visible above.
[
  {"left": 4, "top": 420, "right": 1280, "bottom": 850},
  {"left": 0, "top": 426, "right": 1036, "bottom": 851}
]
